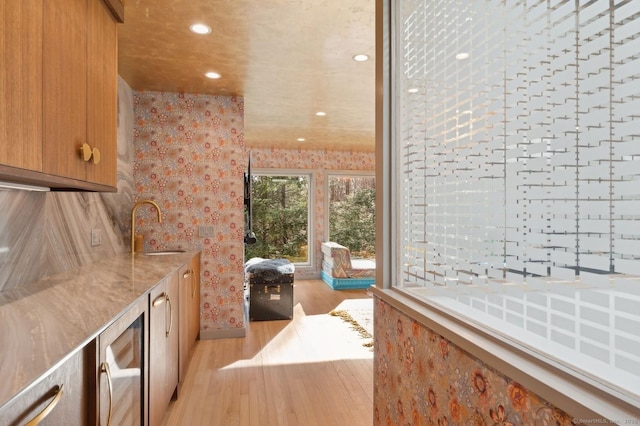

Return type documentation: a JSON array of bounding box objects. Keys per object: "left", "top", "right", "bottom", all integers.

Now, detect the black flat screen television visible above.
[{"left": 244, "top": 152, "right": 257, "bottom": 245}]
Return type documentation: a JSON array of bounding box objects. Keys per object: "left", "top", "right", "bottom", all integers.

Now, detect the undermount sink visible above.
[{"left": 143, "top": 250, "right": 186, "bottom": 256}]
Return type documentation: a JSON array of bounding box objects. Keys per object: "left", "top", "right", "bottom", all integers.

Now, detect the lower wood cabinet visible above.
[
  {"left": 148, "top": 272, "right": 179, "bottom": 426},
  {"left": 0, "top": 253, "right": 201, "bottom": 426},
  {"left": 178, "top": 252, "right": 201, "bottom": 388},
  {"left": 0, "top": 342, "right": 95, "bottom": 425},
  {"left": 188, "top": 253, "right": 201, "bottom": 351}
]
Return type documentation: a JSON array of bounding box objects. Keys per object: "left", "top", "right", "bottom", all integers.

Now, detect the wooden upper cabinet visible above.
[
  {"left": 43, "top": 0, "right": 88, "bottom": 182},
  {"left": 86, "top": 0, "right": 117, "bottom": 187},
  {"left": 0, "top": 0, "right": 43, "bottom": 172},
  {"left": 43, "top": 0, "right": 117, "bottom": 187},
  {"left": 0, "top": 0, "right": 117, "bottom": 190}
]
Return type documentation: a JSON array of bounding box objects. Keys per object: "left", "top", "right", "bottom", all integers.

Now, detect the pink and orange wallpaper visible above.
[
  {"left": 133, "top": 91, "right": 247, "bottom": 333},
  {"left": 373, "top": 297, "right": 576, "bottom": 425},
  {"left": 132, "top": 90, "right": 375, "bottom": 333}
]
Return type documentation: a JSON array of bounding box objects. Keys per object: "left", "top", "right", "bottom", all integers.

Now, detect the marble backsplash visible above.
[{"left": 0, "top": 77, "right": 135, "bottom": 292}]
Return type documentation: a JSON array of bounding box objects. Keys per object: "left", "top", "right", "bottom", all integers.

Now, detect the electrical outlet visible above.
[
  {"left": 198, "top": 225, "right": 215, "bottom": 237},
  {"left": 91, "top": 228, "right": 102, "bottom": 246}
]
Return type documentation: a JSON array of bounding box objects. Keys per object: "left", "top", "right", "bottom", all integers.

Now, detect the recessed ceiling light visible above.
[
  {"left": 190, "top": 23, "right": 211, "bottom": 34},
  {"left": 456, "top": 52, "right": 469, "bottom": 60},
  {"left": 297, "top": 138, "right": 305, "bottom": 142},
  {"left": 205, "top": 71, "right": 221, "bottom": 79},
  {"left": 353, "top": 54, "right": 369, "bottom": 62},
  {"left": 408, "top": 88, "right": 419, "bottom": 93},
  {"left": 316, "top": 111, "right": 327, "bottom": 116}
]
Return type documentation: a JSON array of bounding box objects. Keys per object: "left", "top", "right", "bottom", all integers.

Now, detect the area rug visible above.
[{"left": 329, "top": 298, "right": 374, "bottom": 348}]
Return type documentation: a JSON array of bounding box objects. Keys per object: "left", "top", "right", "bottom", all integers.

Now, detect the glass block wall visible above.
[{"left": 393, "top": 0, "right": 640, "bottom": 403}]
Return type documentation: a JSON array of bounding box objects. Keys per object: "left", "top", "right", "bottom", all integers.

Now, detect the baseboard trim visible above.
[{"left": 199, "top": 327, "right": 246, "bottom": 340}]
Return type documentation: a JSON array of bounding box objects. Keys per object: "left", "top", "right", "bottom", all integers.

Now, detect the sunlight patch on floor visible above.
[
  {"left": 221, "top": 301, "right": 373, "bottom": 370},
  {"left": 332, "top": 297, "right": 374, "bottom": 336}
]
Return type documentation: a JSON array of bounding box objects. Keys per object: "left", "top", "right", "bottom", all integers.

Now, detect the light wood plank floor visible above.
[{"left": 162, "top": 279, "right": 374, "bottom": 426}]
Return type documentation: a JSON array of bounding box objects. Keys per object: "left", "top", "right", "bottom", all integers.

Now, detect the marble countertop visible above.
[{"left": 0, "top": 250, "right": 198, "bottom": 409}]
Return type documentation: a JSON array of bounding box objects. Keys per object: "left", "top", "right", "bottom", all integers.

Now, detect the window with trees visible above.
[
  {"left": 327, "top": 174, "right": 375, "bottom": 259},
  {"left": 244, "top": 173, "right": 311, "bottom": 264},
  {"left": 389, "top": 0, "right": 640, "bottom": 405}
]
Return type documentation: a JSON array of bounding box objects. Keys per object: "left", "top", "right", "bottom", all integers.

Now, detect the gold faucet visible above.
[{"left": 131, "top": 199, "right": 162, "bottom": 253}]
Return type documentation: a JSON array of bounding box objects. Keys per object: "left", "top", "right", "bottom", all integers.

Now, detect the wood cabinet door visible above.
[
  {"left": 189, "top": 253, "right": 201, "bottom": 348},
  {"left": 149, "top": 272, "right": 179, "bottom": 426},
  {"left": 149, "top": 280, "right": 168, "bottom": 426},
  {"left": 166, "top": 270, "right": 180, "bottom": 398},
  {"left": 178, "top": 254, "right": 201, "bottom": 386},
  {"left": 178, "top": 263, "right": 190, "bottom": 385},
  {"left": 42, "top": 0, "right": 88, "bottom": 181},
  {"left": 0, "top": 343, "right": 95, "bottom": 426},
  {"left": 0, "top": 0, "right": 43, "bottom": 172},
  {"left": 86, "top": 0, "right": 117, "bottom": 186}
]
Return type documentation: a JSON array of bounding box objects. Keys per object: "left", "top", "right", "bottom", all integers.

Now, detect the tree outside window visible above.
[
  {"left": 328, "top": 175, "right": 375, "bottom": 259},
  {"left": 245, "top": 174, "right": 309, "bottom": 263}
]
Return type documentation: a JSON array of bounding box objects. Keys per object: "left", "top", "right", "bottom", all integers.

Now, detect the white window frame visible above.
[
  {"left": 324, "top": 170, "right": 376, "bottom": 244},
  {"left": 251, "top": 169, "right": 314, "bottom": 268}
]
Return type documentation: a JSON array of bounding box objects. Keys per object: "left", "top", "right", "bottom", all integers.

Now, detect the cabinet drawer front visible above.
[{"left": 0, "top": 343, "right": 95, "bottom": 426}]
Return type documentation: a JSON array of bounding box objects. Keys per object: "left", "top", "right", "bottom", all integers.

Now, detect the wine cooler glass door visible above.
[{"left": 99, "top": 301, "right": 146, "bottom": 426}]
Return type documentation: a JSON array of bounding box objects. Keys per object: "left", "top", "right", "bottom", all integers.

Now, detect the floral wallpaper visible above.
[
  {"left": 373, "top": 297, "right": 576, "bottom": 425},
  {"left": 133, "top": 91, "right": 247, "bottom": 333},
  {"left": 132, "top": 90, "right": 374, "bottom": 332},
  {"left": 251, "top": 149, "right": 374, "bottom": 171},
  {"left": 251, "top": 148, "right": 375, "bottom": 279}
]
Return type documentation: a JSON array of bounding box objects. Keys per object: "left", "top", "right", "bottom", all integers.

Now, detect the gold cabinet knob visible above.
[
  {"left": 80, "top": 143, "right": 92, "bottom": 161},
  {"left": 79, "top": 144, "right": 101, "bottom": 164},
  {"left": 92, "top": 146, "right": 101, "bottom": 164}
]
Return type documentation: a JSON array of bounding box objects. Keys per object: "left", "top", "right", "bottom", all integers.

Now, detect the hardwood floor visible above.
[{"left": 162, "top": 279, "right": 374, "bottom": 426}]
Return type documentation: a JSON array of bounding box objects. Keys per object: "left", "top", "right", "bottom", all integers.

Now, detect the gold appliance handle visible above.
[
  {"left": 152, "top": 292, "right": 167, "bottom": 307},
  {"left": 191, "top": 270, "right": 196, "bottom": 298},
  {"left": 100, "top": 362, "right": 113, "bottom": 426},
  {"left": 166, "top": 294, "right": 173, "bottom": 337},
  {"left": 25, "top": 384, "right": 64, "bottom": 426}
]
